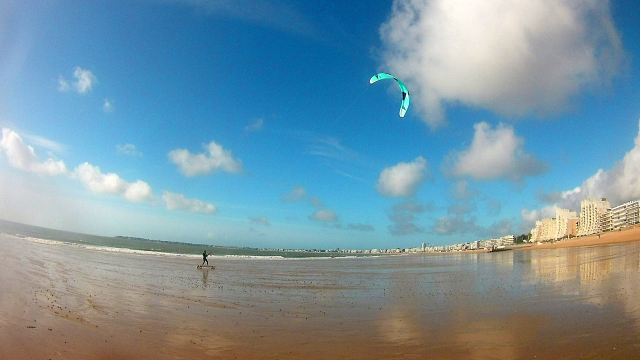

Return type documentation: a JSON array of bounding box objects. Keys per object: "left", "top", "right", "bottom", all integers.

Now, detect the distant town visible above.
[
  {"left": 416, "top": 197, "right": 640, "bottom": 254},
  {"left": 113, "top": 198, "right": 640, "bottom": 256},
  {"left": 273, "top": 198, "right": 640, "bottom": 255}
]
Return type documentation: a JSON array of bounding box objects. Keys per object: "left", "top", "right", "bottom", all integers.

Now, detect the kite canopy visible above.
[{"left": 369, "top": 73, "right": 410, "bottom": 117}]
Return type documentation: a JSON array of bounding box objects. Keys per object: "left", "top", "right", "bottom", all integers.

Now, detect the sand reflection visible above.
[
  {"left": 377, "top": 306, "right": 424, "bottom": 344},
  {"left": 527, "top": 242, "right": 640, "bottom": 333},
  {"left": 4, "top": 234, "right": 640, "bottom": 359}
]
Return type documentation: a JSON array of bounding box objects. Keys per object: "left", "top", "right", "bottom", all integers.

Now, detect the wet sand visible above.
[{"left": 1, "top": 234, "right": 639, "bottom": 359}]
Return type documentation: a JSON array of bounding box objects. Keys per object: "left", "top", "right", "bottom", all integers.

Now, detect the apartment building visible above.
[
  {"left": 531, "top": 217, "right": 557, "bottom": 242},
  {"left": 601, "top": 200, "right": 640, "bottom": 232},
  {"left": 478, "top": 235, "right": 515, "bottom": 249},
  {"left": 576, "top": 198, "right": 611, "bottom": 236},
  {"left": 555, "top": 208, "right": 578, "bottom": 239},
  {"left": 530, "top": 208, "right": 578, "bottom": 242}
]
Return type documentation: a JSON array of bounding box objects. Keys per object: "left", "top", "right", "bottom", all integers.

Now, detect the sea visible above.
[{"left": 0, "top": 219, "right": 371, "bottom": 259}]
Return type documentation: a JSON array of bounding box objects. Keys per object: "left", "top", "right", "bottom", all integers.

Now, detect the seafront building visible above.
[
  {"left": 531, "top": 218, "right": 557, "bottom": 242},
  {"left": 268, "top": 199, "right": 639, "bottom": 254},
  {"left": 530, "top": 208, "right": 578, "bottom": 243},
  {"left": 601, "top": 200, "right": 640, "bottom": 232},
  {"left": 576, "top": 198, "right": 611, "bottom": 236},
  {"left": 416, "top": 198, "right": 640, "bottom": 252},
  {"left": 421, "top": 235, "right": 514, "bottom": 253},
  {"left": 478, "top": 235, "right": 514, "bottom": 249},
  {"left": 555, "top": 208, "right": 579, "bottom": 239},
  {"left": 528, "top": 198, "right": 640, "bottom": 244},
  {"left": 532, "top": 200, "right": 611, "bottom": 242}
]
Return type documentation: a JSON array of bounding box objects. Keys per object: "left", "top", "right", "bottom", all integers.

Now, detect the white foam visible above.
[
  {"left": 18, "top": 235, "right": 368, "bottom": 261},
  {"left": 22, "top": 235, "right": 199, "bottom": 258}
]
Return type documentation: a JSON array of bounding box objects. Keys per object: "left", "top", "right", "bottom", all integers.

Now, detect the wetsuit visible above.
[{"left": 202, "top": 251, "right": 209, "bottom": 265}]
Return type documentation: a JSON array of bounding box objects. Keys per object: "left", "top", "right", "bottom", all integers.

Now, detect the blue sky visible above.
[{"left": 1, "top": 0, "right": 640, "bottom": 250}]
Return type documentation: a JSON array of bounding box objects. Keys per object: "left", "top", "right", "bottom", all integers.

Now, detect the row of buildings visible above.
[
  {"left": 530, "top": 198, "right": 640, "bottom": 242},
  {"left": 421, "top": 235, "right": 515, "bottom": 253}
]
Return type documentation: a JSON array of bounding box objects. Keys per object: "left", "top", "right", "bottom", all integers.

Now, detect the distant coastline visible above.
[
  {"left": 4, "top": 218, "right": 638, "bottom": 257},
  {"left": 0, "top": 219, "right": 390, "bottom": 258}
]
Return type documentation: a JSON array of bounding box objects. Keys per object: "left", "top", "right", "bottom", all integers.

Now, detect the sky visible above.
[{"left": 1, "top": 0, "right": 640, "bottom": 250}]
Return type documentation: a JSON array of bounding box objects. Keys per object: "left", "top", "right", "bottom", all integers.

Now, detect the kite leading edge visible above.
[{"left": 369, "top": 73, "right": 410, "bottom": 117}]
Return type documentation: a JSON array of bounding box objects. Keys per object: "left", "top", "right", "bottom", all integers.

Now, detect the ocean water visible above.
[{"left": 0, "top": 219, "right": 370, "bottom": 259}]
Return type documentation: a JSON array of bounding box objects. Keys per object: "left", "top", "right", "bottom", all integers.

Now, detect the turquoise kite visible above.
[{"left": 369, "top": 73, "right": 410, "bottom": 117}]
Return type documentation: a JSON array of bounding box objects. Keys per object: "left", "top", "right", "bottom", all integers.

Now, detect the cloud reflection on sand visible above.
[
  {"left": 526, "top": 243, "right": 640, "bottom": 332},
  {"left": 3, "top": 233, "right": 640, "bottom": 359}
]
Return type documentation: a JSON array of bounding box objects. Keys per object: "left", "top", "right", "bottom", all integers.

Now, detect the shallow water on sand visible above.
[{"left": 1, "top": 234, "right": 639, "bottom": 359}]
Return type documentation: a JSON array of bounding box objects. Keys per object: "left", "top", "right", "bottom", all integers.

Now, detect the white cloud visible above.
[
  {"left": 377, "top": 156, "right": 428, "bottom": 197},
  {"left": 281, "top": 184, "right": 307, "bottom": 202},
  {"left": 168, "top": 141, "right": 244, "bottom": 177},
  {"left": 162, "top": 191, "right": 217, "bottom": 214},
  {"left": 527, "top": 119, "right": 640, "bottom": 222},
  {"left": 58, "top": 67, "right": 97, "bottom": 94},
  {"left": 245, "top": 118, "right": 264, "bottom": 132},
  {"left": 103, "top": 98, "right": 114, "bottom": 113},
  {"left": 520, "top": 206, "right": 557, "bottom": 233},
  {"left": 574, "top": 134, "right": 640, "bottom": 206},
  {"left": 116, "top": 143, "right": 143, "bottom": 157},
  {"left": 309, "top": 209, "right": 338, "bottom": 222},
  {"left": 73, "top": 68, "right": 96, "bottom": 93},
  {"left": 73, "top": 163, "right": 127, "bottom": 194},
  {"left": 124, "top": 180, "right": 153, "bottom": 203},
  {"left": 73, "top": 162, "right": 152, "bottom": 203},
  {"left": 0, "top": 128, "right": 67, "bottom": 176},
  {"left": 447, "top": 122, "right": 546, "bottom": 181},
  {"left": 379, "top": 0, "right": 624, "bottom": 128},
  {"left": 21, "top": 133, "right": 68, "bottom": 154},
  {"left": 249, "top": 216, "right": 271, "bottom": 226},
  {"left": 521, "top": 206, "right": 557, "bottom": 224}
]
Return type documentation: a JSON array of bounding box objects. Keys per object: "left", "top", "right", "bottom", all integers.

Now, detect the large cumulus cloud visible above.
[
  {"left": 1, "top": 128, "right": 67, "bottom": 176},
  {"left": 377, "top": 156, "right": 429, "bottom": 197},
  {"left": 380, "top": 0, "right": 624, "bottom": 128},
  {"left": 445, "top": 122, "right": 547, "bottom": 181},
  {"left": 168, "top": 141, "right": 244, "bottom": 177},
  {"left": 73, "top": 163, "right": 153, "bottom": 203},
  {"left": 162, "top": 191, "right": 217, "bottom": 214},
  {"left": 522, "top": 119, "right": 640, "bottom": 228}
]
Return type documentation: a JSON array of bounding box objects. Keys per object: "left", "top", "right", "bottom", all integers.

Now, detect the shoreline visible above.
[
  {"left": 520, "top": 224, "right": 640, "bottom": 250},
  {"left": 2, "top": 232, "right": 640, "bottom": 359},
  {"left": 422, "top": 225, "right": 640, "bottom": 255}
]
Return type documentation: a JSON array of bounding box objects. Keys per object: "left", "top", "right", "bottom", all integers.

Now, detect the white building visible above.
[
  {"left": 530, "top": 208, "right": 577, "bottom": 242},
  {"left": 601, "top": 200, "right": 640, "bottom": 232},
  {"left": 555, "top": 208, "right": 578, "bottom": 239},
  {"left": 577, "top": 198, "right": 610, "bottom": 236},
  {"left": 500, "top": 235, "right": 515, "bottom": 246},
  {"left": 531, "top": 218, "right": 557, "bottom": 242},
  {"left": 476, "top": 235, "right": 515, "bottom": 249}
]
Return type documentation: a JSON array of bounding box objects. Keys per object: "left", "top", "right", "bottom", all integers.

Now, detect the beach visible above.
[
  {"left": 1, "top": 233, "right": 639, "bottom": 359},
  {"left": 523, "top": 224, "right": 640, "bottom": 250}
]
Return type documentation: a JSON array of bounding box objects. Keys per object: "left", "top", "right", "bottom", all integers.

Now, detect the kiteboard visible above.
[{"left": 197, "top": 265, "right": 215, "bottom": 269}]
